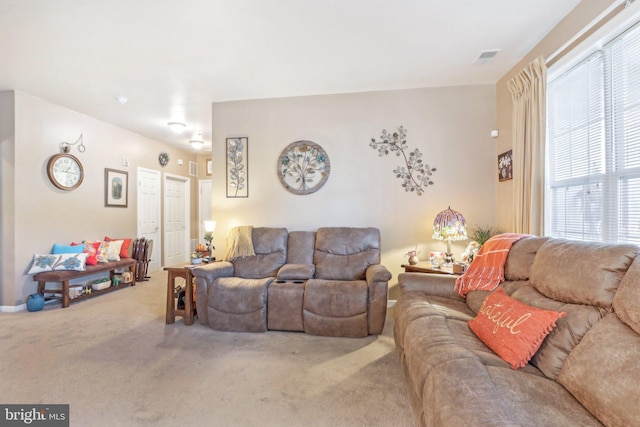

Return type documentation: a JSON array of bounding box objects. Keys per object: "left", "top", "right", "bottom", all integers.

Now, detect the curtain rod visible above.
[{"left": 547, "top": 0, "right": 635, "bottom": 68}]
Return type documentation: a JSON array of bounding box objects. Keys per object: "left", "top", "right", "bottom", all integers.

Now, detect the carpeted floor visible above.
[{"left": 0, "top": 271, "right": 414, "bottom": 427}]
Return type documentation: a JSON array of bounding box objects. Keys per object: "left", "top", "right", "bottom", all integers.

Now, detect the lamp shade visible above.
[
  {"left": 204, "top": 221, "right": 216, "bottom": 232},
  {"left": 432, "top": 206, "right": 467, "bottom": 241}
]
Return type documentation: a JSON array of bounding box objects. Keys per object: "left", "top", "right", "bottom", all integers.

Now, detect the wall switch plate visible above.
[
  {"left": 123, "top": 157, "right": 129, "bottom": 166},
  {"left": 178, "top": 159, "right": 184, "bottom": 166}
]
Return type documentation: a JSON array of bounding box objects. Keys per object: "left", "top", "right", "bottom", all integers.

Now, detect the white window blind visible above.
[{"left": 547, "top": 21, "right": 640, "bottom": 244}]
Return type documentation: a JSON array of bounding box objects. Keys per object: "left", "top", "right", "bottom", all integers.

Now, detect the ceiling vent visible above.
[{"left": 475, "top": 49, "right": 501, "bottom": 65}]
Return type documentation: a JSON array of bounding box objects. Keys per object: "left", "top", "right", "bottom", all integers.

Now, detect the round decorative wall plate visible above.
[
  {"left": 159, "top": 152, "right": 169, "bottom": 167},
  {"left": 277, "top": 140, "right": 330, "bottom": 195}
]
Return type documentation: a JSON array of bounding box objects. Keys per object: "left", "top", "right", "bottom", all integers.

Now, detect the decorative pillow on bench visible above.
[
  {"left": 28, "top": 253, "right": 89, "bottom": 274},
  {"left": 468, "top": 287, "right": 566, "bottom": 369}
]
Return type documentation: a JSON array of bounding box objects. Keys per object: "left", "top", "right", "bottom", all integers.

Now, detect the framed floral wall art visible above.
[
  {"left": 226, "top": 137, "right": 248, "bottom": 198},
  {"left": 104, "top": 168, "right": 128, "bottom": 207},
  {"left": 277, "top": 140, "right": 330, "bottom": 195},
  {"left": 498, "top": 150, "right": 513, "bottom": 182}
]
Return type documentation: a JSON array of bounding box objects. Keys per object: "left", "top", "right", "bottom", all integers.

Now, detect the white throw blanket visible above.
[{"left": 224, "top": 226, "right": 256, "bottom": 261}]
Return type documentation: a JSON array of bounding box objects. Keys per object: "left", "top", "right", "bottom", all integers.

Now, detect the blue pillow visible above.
[{"left": 52, "top": 243, "right": 84, "bottom": 254}]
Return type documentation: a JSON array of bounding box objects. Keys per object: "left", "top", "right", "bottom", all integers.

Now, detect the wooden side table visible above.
[
  {"left": 164, "top": 265, "right": 196, "bottom": 325},
  {"left": 401, "top": 262, "right": 461, "bottom": 276}
]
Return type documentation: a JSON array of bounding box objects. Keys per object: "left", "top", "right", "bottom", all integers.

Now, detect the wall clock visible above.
[
  {"left": 277, "top": 140, "right": 330, "bottom": 195},
  {"left": 159, "top": 152, "right": 169, "bottom": 167},
  {"left": 47, "top": 153, "right": 84, "bottom": 191}
]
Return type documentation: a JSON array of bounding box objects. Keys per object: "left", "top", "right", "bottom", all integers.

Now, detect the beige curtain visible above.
[{"left": 507, "top": 56, "right": 546, "bottom": 235}]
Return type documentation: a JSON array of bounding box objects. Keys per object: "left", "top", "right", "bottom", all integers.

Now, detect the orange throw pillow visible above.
[
  {"left": 105, "top": 236, "right": 132, "bottom": 258},
  {"left": 71, "top": 241, "right": 99, "bottom": 266},
  {"left": 468, "top": 287, "right": 566, "bottom": 369}
]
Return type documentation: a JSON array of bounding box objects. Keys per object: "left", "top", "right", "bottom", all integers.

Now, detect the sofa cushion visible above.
[
  {"left": 313, "top": 227, "right": 380, "bottom": 280},
  {"left": 558, "top": 313, "right": 640, "bottom": 427},
  {"left": 468, "top": 287, "right": 565, "bottom": 369},
  {"left": 232, "top": 227, "right": 287, "bottom": 279},
  {"left": 504, "top": 236, "right": 548, "bottom": 281},
  {"left": 286, "top": 231, "right": 315, "bottom": 264},
  {"left": 277, "top": 263, "right": 315, "bottom": 280},
  {"left": 28, "top": 253, "right": 88, "bottom": 274},
  {"left": 512, "top": 284, "right": 605, "bottom": 380},
  {"left": 530, "top": 239, "right": 637, "bottom": 308},
  {"left": 613, "top": 254, "right": 640, "bottom": 335},
  {"left": 303, "top": 279, "right": 368, "bottom": 337}
]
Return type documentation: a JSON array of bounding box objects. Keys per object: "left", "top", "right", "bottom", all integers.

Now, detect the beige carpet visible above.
[{"left": 0, "top": 271, "right": 413, "bottom": 427}]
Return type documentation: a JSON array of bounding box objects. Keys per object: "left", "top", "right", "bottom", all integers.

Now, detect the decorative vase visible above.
[
  {"left": 26, "top": 293, "right": 45, "bottom": 312},
  {"left": 408, "top": 256, "right": 419, "bottom": 265}
]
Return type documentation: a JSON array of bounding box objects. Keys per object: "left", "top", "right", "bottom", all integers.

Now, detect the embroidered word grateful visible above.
[{"left": 478, "top": 301, "right": 532, "bottom": 334}]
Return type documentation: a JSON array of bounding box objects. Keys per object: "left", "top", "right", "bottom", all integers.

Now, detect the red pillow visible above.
[
  {"left": 468, "top": 287, "right": 566, "bottom": 369},
  {"left": 105, "top": 236, "right": 132, "bottom": 258},
  {"left": 71, "top": 241, "right": 100, "bottom": 266}
]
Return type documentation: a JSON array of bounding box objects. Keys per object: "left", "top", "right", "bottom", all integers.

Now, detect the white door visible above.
[
  {"left": 137, "top": 168, "right": 161, "bottom": 273},
  {"left": 164, "top": 174, "right": 190, "bottom": 267},
  {"left": 199, "top": 179, "right": 212, "bottom": 245}
]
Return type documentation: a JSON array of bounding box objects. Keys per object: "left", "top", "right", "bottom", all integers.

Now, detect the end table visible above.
[{"left": 164, "top": 265, "right": 196, "bottom": 325}]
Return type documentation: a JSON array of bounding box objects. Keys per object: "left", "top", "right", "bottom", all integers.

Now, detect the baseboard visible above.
[{"left": 0, "top": 303, "right": 26, "bottom": 312}]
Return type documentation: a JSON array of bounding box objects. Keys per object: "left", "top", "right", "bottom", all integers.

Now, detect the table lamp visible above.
[{"left": 432, "top": 206, "right": 467, "bottom": 264}]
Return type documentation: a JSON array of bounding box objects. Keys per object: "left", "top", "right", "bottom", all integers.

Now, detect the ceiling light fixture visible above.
[
  {"left": 168, "top": 122, "right": 186, "bottom": 134},
  {"left": 190, "top": 140, "right": 204, "bottom": 150},
  {"left": 115, "top": 96, "right": 128, "bottom": 104}
]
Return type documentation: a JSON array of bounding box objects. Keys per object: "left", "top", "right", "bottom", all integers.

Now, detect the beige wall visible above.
[
  {"left": 495, "top": 0, "right": 617, "bottom": 231},
  {"left": 1, "top": 91, "right": 200, "bottom": 307},
  {"left": 211, "top": 86, "right": 497, "bottom": 298}
]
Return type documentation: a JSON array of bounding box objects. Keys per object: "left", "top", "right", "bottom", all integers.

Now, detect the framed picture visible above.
[
  {"left": 498, "top": 150, "right": 513, "bottom": 182},
  {"left": 226, "top": 137, "right": 248, "bottom": 198},
  {"left": 104, "top": 168, "right": 128, "bottom": 207},
  {"left": 206, "top": 158, "right": 212, "bottom": 176}
]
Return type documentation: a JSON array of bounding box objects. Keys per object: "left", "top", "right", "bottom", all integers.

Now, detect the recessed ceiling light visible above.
[
  {"left": 190, "top": 140, "right": 204, "bottom": 150},
  {"left": 115, "top": 96, "right": 128, "bottom": 104},
  {"left": 168, "top": 122, "right": 186, "bottom": 134}
]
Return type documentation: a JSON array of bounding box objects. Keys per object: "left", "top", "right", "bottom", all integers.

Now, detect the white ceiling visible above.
[{"left": 0, "top": 0, "right": 582, "bottom": 152}]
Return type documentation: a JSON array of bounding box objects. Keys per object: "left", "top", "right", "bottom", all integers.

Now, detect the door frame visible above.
[{"left": 163, "top": 172, "right": 191, "bottom": 267}]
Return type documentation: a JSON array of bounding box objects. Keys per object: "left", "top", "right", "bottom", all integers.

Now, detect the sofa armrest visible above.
[
  {"left": 365, "top": 264, "right": 391, "bottom": 334},
  {"left": 192, "top": 261, "right": 234, "bottom": 326},
  {"left": 366, "top": 264, "right": 392, "bottom": 284},
  {"left": 277, "top": 264, "right": 315, "bottom": 280},
  {"left": 398, "top": 272, "right": 465, "bottom": 302}
]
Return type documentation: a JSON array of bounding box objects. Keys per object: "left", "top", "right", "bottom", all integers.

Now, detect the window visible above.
[{"left": 547, "top": 21, "right": 640, "bottom": 244}]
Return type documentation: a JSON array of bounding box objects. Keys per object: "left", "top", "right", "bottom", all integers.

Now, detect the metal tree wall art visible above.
[
  {"left": 369, "top": 126, "right": 437, "bottom": 195},
  {"left": 277, "top": 140, "right": 330, "bottom": 195},
  {"left": 226, "top": 137, "right": 248, "bottom": 198}
]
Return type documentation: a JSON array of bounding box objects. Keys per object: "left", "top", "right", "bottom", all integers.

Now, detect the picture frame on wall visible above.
[
  {"left": 206, "top": 158, "right": 213, "bottom": 176},
  {"left": 498, "top": 150, "right": 513, "bottom": 182},
  {"left": 104, "top": 168, "right": 128, "bottom": 207},
  {"left": 226, "top": 137, "right": 248, "bottom": 198}
]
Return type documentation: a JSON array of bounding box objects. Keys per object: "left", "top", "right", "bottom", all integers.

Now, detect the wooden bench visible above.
[{"left": 35, "top": 259, "right": 137, "bottom": 308}]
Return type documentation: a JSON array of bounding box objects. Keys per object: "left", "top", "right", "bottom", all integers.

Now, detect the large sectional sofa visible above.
[
  {"left": 394, "top": 236, "right": 640, "bottom": 426},
  {"left": 192, "top": 227, "right": 391, "bottom": 337}
]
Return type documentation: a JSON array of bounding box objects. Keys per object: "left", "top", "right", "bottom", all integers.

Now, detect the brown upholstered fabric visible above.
[
  {"left": 303, "top": 279, "right": 368, "bottom": 337},
  {"left": 232, "top": 227, "right": 288, "bottom": 279},
  {"left": 530, "top": 239, "right": 637, "bottom": 308},
  {"left": 286, "top": 231, "right": 315, "bottom": 264},
  {"left": 395, "top": 236, "right": 639, "bottom": 426},
  {"left": 558, "top": 314, "right": 640, "bottom": 427},
  {"left": 314, "top": 227, "right": 380, "bottom": 280},
  {"left": 206, "top": 276, "right": 272, "bottom": 332},
  {"left": 503, "top": 236, "right": 548, "bottom": 281},
  {"left": 267, "top": 280, "right": 305, "bottom": 331},
  {"left": 192, "top": 261, "right": 235, "bottom": 326},
  {"left": 276, "top": 263, "right": 315, "bottom": 280},
  {"left": 613, "top": 255, "right": 640, "bottom": 335}
]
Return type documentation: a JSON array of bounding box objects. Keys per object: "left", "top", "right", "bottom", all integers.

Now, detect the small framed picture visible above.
[
  {"left": 104, "top": 168, "right": 128, "bottom": 208},
  {"left": 498, "top": 150, "right": 513, "bottom": 182},
  {"left": 206, "top": 158, "right": 212, "bottom": 176}
]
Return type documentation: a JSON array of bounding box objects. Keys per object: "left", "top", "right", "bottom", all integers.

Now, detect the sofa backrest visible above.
[
  {"left": 556, "top": 254, "right": 640, "bottom": 427},
  {"left": 286, "top": 231, "right": 315, "bottom": 264},
  {"left": 313, "top": 227, "right": 381, "bottom": 280},
  {"left": 232, "top": 227, "right": 288, "bottom": 279},
  {"left": 513, "top": 239, "right": 637, "bottom": 380}
]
